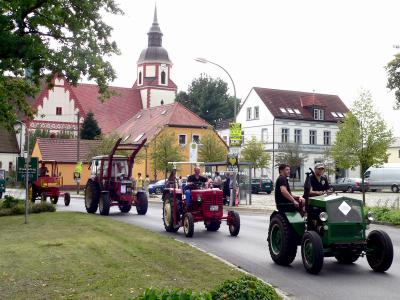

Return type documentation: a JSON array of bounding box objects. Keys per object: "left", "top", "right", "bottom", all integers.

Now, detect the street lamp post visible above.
[
  {"left": 195, "top": 58, "right": 238, "bottom": 206},
  {"left": 15, "top": 120, "right": 29, "bottom": 224}
]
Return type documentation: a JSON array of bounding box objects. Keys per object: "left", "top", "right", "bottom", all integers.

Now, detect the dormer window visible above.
[
  {"left": 138, "top": 71, "right": 142, "bottom": 85},
  {"left": 161, "top": 71, "right": 166, "bottom": 84},
  {"left": 314, "top": 109, "right": 324, "bottom": 120}
]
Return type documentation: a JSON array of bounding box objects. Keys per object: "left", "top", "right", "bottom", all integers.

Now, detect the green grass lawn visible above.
[{"left": 0, "top": 212, "right": 242, "bottom": 299}]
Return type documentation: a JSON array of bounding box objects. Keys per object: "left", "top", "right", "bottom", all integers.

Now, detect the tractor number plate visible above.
[{"left": 209, "top": 205, "right": 219, "bottom": 211}]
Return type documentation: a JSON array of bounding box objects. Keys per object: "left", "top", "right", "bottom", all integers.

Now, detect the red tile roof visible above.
[
  {"left": 0, "top": 127, "right": 19, "bottom": 154},
  {"left": 253, "top": 87, "right": 349, "bottom": 122},
  {"left": 116, "top": 103, "right": 211, "bottom": 143},
  {"left": 70, "top": 83, "right": 143, "bottom": 133},
  {"left": 37, "top": 138, "right": 101, "bottom": 163}
]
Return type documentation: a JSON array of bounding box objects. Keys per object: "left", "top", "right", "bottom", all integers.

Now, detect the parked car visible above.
[
  {"left": 148, "top": 179, "right": 167, "bottom": 194},
  {"left": 251, "top": 177, "right": 273, "bottom": 194},
  {"left": 364, "top": 166, "right": 400, "bottom": 193},
  {"left": 331, "top": 178, "right": 369, "bottom": 193}
]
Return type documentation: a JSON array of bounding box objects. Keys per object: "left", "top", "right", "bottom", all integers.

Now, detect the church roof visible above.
[
  {"left": 70, "top": 84, "right": 143, "bottom": 133},
  {"left": 116, "top": 103, "right": 211, "bottom": 144}
]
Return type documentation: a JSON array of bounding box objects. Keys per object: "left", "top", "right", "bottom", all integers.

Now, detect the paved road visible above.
[{"left": 58, "top": 197, "right": 400, "bottom": 300}]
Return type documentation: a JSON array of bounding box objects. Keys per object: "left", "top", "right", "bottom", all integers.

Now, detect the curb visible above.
[{"left": 175, "top": 239, "right": 291, "bottom": 300}]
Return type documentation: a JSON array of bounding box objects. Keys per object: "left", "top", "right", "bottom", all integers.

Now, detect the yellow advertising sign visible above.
[
  {"left": 229, "top": 123, "right": 242, "bottom": 147},
  {"left": 75, "top": 161, "right": 83, "bottom": 173}
]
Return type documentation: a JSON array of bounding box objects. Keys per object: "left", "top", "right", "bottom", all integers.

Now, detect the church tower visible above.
[{"left": 136, "top": 6, "right": 177, "bottom": 109}]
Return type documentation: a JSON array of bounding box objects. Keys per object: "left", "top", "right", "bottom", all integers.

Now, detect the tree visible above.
[
  {"left": 150, "top": 132, "right": 182, "bottom": 178},
  {"left": 241, "top": 137, "right": 271, "bottom": 177},
  {"left": 386, "top": 52, "right": 400, "bottom": 109},
  {"left": 80, "top": 112, "right": 101, "bottom": 140},
  {"left": 175, "top": 74, "right": 239, "bottom": 126},
  {"left": 275, "top": 143, "right": 308, "bottom": 189},
  {"left": 0, "top": 0, "right": 123, "bottom": 129},
  {"left": 198, "top": 132, "right": 228, "bottom": 163},
  {"left": 316, "top": 147, "right": 336, "bottom": 179},
  {"left": 332, "top": 89, "right": 393, "bottom": 204}
]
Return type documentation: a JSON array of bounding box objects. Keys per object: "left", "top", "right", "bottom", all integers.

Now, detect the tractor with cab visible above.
[
  {"left": 29, "top": 160, "right": 70, "bottom": 206},
  {"left": 84, "top": 136, "right": 148, "bottom": 216},
  {"left": 267, "top": 168, "right": 393, "bottom": 274},
  {"left": 162, "top": 162, "right": 240, "bottom": 238}
]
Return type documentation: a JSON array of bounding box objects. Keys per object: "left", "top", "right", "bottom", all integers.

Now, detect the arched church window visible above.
[
  {"left": 161, "top": 71, "right": 166, "bottom": 84},
  {"left": 139, "top": 71, "right": 142, "bottom": 85}
]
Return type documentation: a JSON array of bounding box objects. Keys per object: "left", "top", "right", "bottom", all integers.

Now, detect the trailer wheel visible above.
[
  {"left": 301, "top": 231, "right": 324, "bottom": 274},
  {"left": 391, "top": 185, "right": 399, "bottom": 193},
  {"left": 136, "top": 192, "right": 148, "bottom": 215},
  {"left": 99, "top": 191, "right": 110, "bottom": 216},
  {"left": 183, "top": 212, "right": 194, "bottom": 238},
  {"left": 85, "top": 180, "right": 100, "bottom": 213},
  {"left": 205, "top": 220, "right": 221, "bottom": 231},
  {"left": 367, "top": 230, "right": 393, "bottom": 272},
  {"left": 163, "top": 195, "right": 179, "bottom": 232},
  {"left": 64, "top": 193, "right": 70, "bottom": 206},
  {"left": 228, "top": 211, "right": 240, "bottom": 236}
]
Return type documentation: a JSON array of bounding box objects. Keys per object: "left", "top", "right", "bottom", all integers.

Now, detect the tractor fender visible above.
[{"left": 270, "top": 210, "right": 305, "bottom": 238}]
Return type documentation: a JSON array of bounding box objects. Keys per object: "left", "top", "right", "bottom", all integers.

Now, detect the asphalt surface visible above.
[{"left": 58, "top": 197, "right": 400, "bottom": 300}]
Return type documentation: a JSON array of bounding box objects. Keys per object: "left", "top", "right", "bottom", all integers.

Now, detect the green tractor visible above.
[{"left": 267, "top": 169, "right": 393, "bottom": 274}]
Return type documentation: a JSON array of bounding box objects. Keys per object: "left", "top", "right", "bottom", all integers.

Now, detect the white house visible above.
[{"left": 234, "top": 87, "right": 359, "bottom": 184}]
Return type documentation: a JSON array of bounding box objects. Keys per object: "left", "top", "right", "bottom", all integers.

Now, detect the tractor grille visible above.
[
  {"left": 202, "top": 192, "right": 223, "bottom": 207},
  {"left": 327, "top": 199, "right": 363, "bottom": 223},
  {"left": 328, "top": 224, "right": 364, "bottom": 241}
]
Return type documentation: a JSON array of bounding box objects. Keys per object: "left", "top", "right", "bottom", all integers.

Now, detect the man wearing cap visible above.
[{"left": 310, "top": 163, "right": 330, "bottom": 196}]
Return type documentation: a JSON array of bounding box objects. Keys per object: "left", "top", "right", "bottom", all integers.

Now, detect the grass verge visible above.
[{"left": 0, "top": 212, "right": 245, "bottom": 299}]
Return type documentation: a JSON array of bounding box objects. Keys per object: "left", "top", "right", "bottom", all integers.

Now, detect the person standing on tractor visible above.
[
  {"left": 275, "top": 164, "right": 305, "bottom": 213},
  {"left": 185, "top": 166, "right": 207, "bottom": 207},
  {"left": 309, "top": 163, "right": 330, "bottom": 196}
]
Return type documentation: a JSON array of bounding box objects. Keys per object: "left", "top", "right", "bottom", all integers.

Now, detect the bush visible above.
[
  {"left": 369, "top": 207, "right": 400, "bottom": 226},
  {"left": 0, "top": 195, "right": 56, "bottom": 216},
  {"left": 31, "top": 202, "right": 56, "bottom": 214},
  {"left": 0, "top": 195, "right": 24, "bottom": 208},
  {"left": 211, "top": 275, "right": 280, "bottom": 300},
  {"left": 133, "top": 276, "right": 280, "bottom": 300}
]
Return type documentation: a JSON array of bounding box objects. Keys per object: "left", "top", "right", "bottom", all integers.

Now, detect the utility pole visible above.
[
  {"left": 77, "top": 111, "right": 80, "bottom": 194},
  {"left": 25, "top": 124, "right": 30, "bottom": 224}
]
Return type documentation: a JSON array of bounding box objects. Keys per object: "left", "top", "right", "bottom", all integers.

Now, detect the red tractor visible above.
[
  {"left": 162, "top": 162, "right": 240, "bottom": 238},
  {"left": 84, "top": 137, "right": 148, "bottom": 216},
  {"left": 30, "top": 160, "right": 70, "bottom": 206}
]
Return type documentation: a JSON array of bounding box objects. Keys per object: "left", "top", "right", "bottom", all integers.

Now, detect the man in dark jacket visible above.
[{"left": 309, "top": 163, "right": 330, "bottom": 196}]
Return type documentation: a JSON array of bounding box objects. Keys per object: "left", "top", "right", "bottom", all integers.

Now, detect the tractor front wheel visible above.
[
  {"left": 205, "top": 220, "right": 221, "bottom": 231},
  {"left": 162, "top": 195, "right": 179, "bottom": 233},
  {"left": 99, "top": 191, "right": 111, "bottom": 216},
  {"left": 50, "top": 196, "right": 58, "bottom": 204},
  {"left": 85, "top": 180, "right": 100, "bottom": 214},
  {"left": 136, "top": 192, "right": 148, "bottom": 215},
  {"left": 228, "top": 211, "right": 240, "bottom": 236},
  {"left": 366, "top": 230, "right": 393, "bottom": 272},
  {"left": 335, "top": 251, "right": 360, "bottom": 264},
  {"left": 183, "top": 213, "right": 194, "bottom": 238},
  {"left": 268, "top": 213, "right": 298, "bottom": 265},
  {"left": 301, "top": 231, "right": 324, "bottom": 274},
  {"left": 64, "top": 193, "right": 70, "bottom": 206}
]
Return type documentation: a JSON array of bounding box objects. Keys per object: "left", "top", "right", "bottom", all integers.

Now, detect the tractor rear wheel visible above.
[
  {"left": 268, "top": 213, "right": 298, "bottom": 266},
  {"left": 99, "top": 191, "right": 111, "bottom": 216},
  {"left": 85, "top": 180, "right": 100, "bottom": 214},
  {"left": 367, "top": 230, "right": 393, "bottom": 272},
  {"left": 205, "top": 220, "right": 221, "bottom": 231},
  {"left": 119, "top": 204, "right": 132, "bottom": 213},
  {"left": 335, "top": 251, "right": 360, "bottom": 264},
  {"left": 228, "top": 211, "right": 240, "bottom": 236},
  {"left": 162, "top": 195, "right": 179, "bottom": 233},
  {"left": 50, "top": 196, "right": 58, "bottom": 204},
  {"left": 136, "top": 192, "right": 148, "bottom": 215},
  {"left": 183, "top": 212, "right": 194, "bottom": 238},
  {"left": 301, "top": 231, "right": 324, "bottom": 274},
  {"left": 64, "top": 193, "right": 70, "bottom": 206}
]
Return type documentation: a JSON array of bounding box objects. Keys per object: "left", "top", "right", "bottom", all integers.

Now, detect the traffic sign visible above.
[
  {"left": 16, "top": 157, "right": 38, "bottom": 182},
  {"left": 227, "top": 153, "right": 239, "bottom": 172},
  {"left": 229, "top": 123, "right": 242, "bottom": 147}
]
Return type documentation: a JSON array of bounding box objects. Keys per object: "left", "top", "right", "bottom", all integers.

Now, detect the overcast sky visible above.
[{"left": 97, "top": 0, "right": 400, "bottom": 135}]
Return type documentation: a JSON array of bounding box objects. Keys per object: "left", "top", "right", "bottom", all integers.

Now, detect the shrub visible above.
[
  {"left": 0, "top": 195, "right": 24, "bottom": 208},
  {"left": 369, "top": 207, "right": 400, "bottom": 226},
  {"left": 30, "top": 202, "right": 56, "bottom": 214},
  {"left": 211, "top": 275, "right": 280, "bottom": 300},
  {"left": 0, "top": 195, "right": 56, "bottom": 216},
  {"left": 134, "top": 289, "right": 211, "bottom": 300}
]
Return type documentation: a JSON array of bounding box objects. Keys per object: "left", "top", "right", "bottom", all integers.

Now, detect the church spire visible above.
[{"left": 148, "top": 5, "right": 163, "bottom": 47}]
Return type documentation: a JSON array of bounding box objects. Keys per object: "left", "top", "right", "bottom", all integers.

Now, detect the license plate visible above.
[{"left": 209, "top": 205, "right": 219, "bottom": 211}]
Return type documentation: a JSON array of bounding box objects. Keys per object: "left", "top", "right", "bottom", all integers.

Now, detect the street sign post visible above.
[{"left": 16, "top": 157, "right": 38, "bottom": 182}]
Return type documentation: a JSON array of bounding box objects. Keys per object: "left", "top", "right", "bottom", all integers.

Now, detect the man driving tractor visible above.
[
  {"left": 309, "top": 163, "right": 330, "bottom": 196},
  {"left": 39, "top": 162, "right": 48, "bottom": 177},
  {"left": 185, "top": 166, "right": 207, "bottom": 207},
  {"left": 275, "top": 164, "right": 305, "bottom": 214}
]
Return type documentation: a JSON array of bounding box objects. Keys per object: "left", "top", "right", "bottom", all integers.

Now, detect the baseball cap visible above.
[{"left": 314, "top": 163, "right": 325, "bottom": 169}]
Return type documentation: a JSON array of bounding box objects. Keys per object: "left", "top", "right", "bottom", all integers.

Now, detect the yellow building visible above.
[
  {"left": 116, "top": 103, "right": 228, "bottom": 180},
  {"left": 32, "top": 138, "right": 100, "bottom": 188},
  {"left": 387, "top": 137, "right": 400, "bottom": 163}
]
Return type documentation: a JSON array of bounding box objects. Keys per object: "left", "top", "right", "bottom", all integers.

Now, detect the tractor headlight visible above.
[
  {"left": 197, "top": 195, "right": 202, "bottom": 202},
  {"left": 319, "top": 212, "right": 328, "bottom": 222},
  {"left": 367, "top": 211, "right": 375, "bottom": 222}
]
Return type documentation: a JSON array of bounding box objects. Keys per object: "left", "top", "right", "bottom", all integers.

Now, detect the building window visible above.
[
  {"left": 192, "top": 134, "right": 200, "bottom": 144},
  {"left": 281, "top": 128, "right": 289, "bottom": 143},
  {"left": 56, "top": 107, "right": 62, "bottom": 115},
  {"left": 261, "top": 128, "right": 268, "bottom": 143},
  {"left": 294, "top": 129, "right": 302, "bottom": 144},
  {"left": 161, "top": 71, "right": 166, "bottom": 84},
  {"left": 138, "top": 71, "right": 142, "bottom": 85},
  {"left": 254, "top": 106, "right": 259, "bottom": 119},
  {"left": 246, "top": 107, "right": 252, "bottom": 120},
  {"left": 309, "top": 130, "right": 316, "bottom": 145},
  {"left": 314, "top": 109, "right": 324, "bottom": 120},
  {"left": 178, "top": 135, "right": 186, "bottom": 145},
  {"left": 323, "top": 131, "right": 331, "bottom": 145}
]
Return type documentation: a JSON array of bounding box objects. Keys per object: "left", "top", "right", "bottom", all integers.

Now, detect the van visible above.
[{"left": 364, "top": 167, "right": 400, "bottom": 193}]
